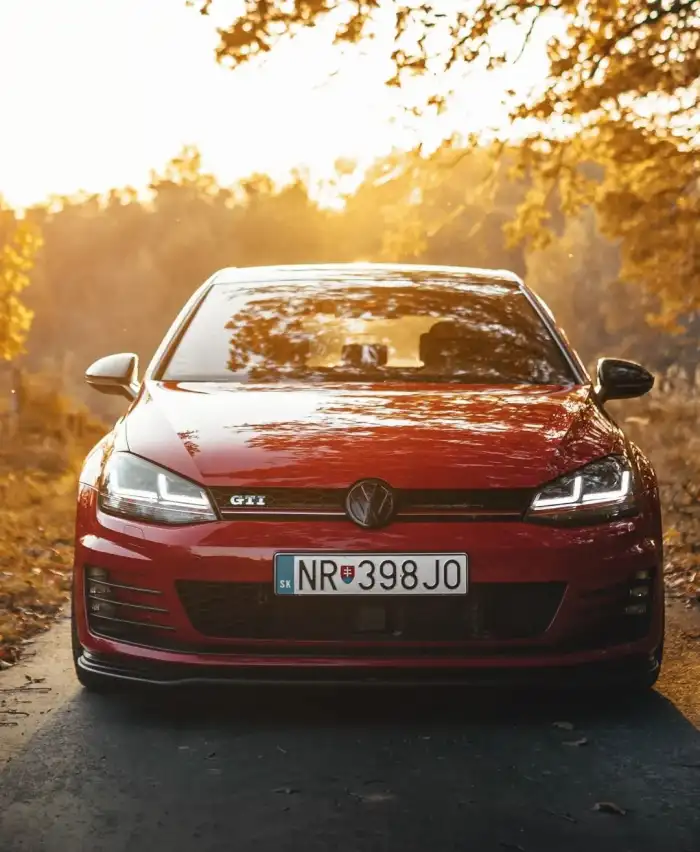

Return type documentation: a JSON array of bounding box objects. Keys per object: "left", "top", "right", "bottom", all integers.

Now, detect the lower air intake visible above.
[{"left": 175, "top": 580, "right": 566, "bottom": 642}]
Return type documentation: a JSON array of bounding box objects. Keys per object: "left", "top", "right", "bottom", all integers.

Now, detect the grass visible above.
[
  {"left": 0, "top": 468, "right": 78, "bottom": 663},
  {"left": 0, "top": 378, "right": 106, "bottom": 665}
]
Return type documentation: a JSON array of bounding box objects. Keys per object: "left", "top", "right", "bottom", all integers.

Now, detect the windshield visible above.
[{"left": 159, "top": 273, "right": 576, "bottom": 386}]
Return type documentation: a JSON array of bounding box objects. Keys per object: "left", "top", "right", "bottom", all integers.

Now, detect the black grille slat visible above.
[
  {"left": 209, "top": 486, "right": 533, "bottom": 519},
  {"left": 85, "top": 567, "right": 174, "bottom": 644},
  {"left": 176, "top": 581, "right": 565, "bottom": 643},
  {"left": 398, "top": 489, "right": 531, "bottom": 513}
]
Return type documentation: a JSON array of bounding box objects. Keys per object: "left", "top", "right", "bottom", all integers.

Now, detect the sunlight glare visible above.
[{"left": 0, "top": 0, "right": 555, "bottom": 209}]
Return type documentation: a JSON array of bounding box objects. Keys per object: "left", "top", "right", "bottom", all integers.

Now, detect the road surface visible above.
[{"left": 1, "top": 603, "right": 699, "bottom": 852}]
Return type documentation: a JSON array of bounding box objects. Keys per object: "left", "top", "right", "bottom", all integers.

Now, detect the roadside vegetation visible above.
[{"left": 0, "top": 378, "right": 104, "bottom": 665}]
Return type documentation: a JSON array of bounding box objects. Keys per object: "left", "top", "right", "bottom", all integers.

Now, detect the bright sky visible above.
[{"left": 0, "top": 0, "right": 553, "bottom": 209}]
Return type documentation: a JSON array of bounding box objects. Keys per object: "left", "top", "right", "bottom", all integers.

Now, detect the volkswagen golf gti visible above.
[{"left": 71, "top": 263, "right": 664, "bottom": 692}]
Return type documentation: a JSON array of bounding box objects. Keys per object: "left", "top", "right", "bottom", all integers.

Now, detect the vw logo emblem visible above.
[{"left": 345, "top": 479, "right": 395, "bottom": 529}]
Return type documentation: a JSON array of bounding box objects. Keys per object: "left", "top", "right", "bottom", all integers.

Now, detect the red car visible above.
[{"left": 72, "top": 263, "right": 664, "bottom": 693}]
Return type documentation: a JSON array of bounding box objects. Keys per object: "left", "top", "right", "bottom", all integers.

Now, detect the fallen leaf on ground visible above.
[
  {"left": 563, "top": 737, "right": 589, "bottom": 747},
  {"left": 552, "top": 721, "right": 574, "bottom": 731},
  {"left": 349, "top": 791, "right": 395, "bottom": 804},
  {"left": 593, "top": 801, "right": 626, "bottom": 816}
]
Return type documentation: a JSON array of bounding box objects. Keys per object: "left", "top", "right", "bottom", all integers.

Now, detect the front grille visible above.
[
  {"left": 176, "top": 580, "right": 565, "bottom": 643},
  {"left": 209, "top": 486, "right": 533, "bottom": 521}
]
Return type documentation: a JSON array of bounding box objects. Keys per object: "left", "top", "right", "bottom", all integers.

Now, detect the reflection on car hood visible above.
[{"left": 123, "top": 380, "right": 624, "bottom": 489}]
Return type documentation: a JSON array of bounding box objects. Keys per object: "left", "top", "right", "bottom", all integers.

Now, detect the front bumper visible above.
[{"left": 74, "top": 487, "right": 664, "bottom": 685}]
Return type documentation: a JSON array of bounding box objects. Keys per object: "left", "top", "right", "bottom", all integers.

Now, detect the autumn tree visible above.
[
  {"left": 190, "top": 0, "right": 700, "bottom": 321},
  {"left": 0, "top": 214, "right": 42, "bottom": 362},
  {"left": 526, "top": 209, "right": 637, "bottom": 359}
]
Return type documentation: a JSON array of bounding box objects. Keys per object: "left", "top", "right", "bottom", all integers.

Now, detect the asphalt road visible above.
[{"left": 1, "top": 604, "right": 699, "bottom": 852}]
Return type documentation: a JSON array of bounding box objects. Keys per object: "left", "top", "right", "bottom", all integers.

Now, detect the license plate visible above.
[{"left": 274, "top": 553, "right": 468, "bottom": 596}]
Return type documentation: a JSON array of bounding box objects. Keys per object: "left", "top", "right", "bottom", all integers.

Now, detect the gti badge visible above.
[{"left": 230, "top": 495, "right": 267, "bottom": 507}]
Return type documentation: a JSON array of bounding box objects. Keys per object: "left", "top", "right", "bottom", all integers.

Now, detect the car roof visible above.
[{"left": 210, "top": 263, "right": 524, "bottom": 289}]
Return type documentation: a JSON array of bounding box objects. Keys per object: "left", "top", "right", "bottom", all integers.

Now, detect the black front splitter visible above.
[{"left": 77, "top": 648, "right": 659, "bottom": 690}]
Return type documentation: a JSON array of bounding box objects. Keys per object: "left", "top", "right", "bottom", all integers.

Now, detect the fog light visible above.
[
  {"left": 624, "top": 603, "right": 647, "bottom": 615},
  {"left": 630, "top": 586, "right": 650, "bottom": 598},
  {"left": 634, "top": 569, "right": 652, "bottom": 580}
]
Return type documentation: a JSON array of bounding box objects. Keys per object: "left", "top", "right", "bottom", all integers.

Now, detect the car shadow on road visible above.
[
  {"left": 76, "top": 680, "right": 698, "bottom": 741},
  {"left": 80, "top": 684, "right": 700, "bottom": 829}
]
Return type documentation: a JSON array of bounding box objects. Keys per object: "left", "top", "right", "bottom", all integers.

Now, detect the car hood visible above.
[{"left": 123, "top": 381, "right": 624, "bottom": 490}]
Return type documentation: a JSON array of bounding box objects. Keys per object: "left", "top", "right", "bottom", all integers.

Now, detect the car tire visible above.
[
  {"left": 640, "top": 637, "right": 664, "bottom": 691},
  {"left": 637, "top": 613, "right": 665, "bottom": 692},
  {"left": 613, "top": 638, "right": 664, "bottom": 697}
]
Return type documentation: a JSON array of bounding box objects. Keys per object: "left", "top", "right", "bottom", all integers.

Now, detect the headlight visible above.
[
  {"left": 527, "top": 455, "right": 638, "bottom": 525},
  {"left": 99, "top": 452, "right": 216, "bottom": 525}
]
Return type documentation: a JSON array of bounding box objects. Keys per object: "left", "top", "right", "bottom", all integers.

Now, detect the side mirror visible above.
[
  {"left": 85, "top": 353, "right": 140, "bottom": 401},
  {"left": 595, "top": 357, "right": 654, "bottom": 403}
]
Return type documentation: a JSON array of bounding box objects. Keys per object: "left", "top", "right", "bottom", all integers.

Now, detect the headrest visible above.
[
  {"left": 341, "top": 343, "right": 388, "bottom": 367},
  {"left": 419, "top": 321, "right": 475, "bottom": 366},
  {"left": 424, "top": 320, "right": 470, "bottom": 339}
]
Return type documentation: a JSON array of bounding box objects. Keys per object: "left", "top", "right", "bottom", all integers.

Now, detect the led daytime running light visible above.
[
  {"left": 532, "top": 475, "right": 583, "bottom": 510},
  {"left": 530, "top": 458, "right": 633, "bottom": 515},
  {"left": 156, "top": 473, "right": 210, "bottom": 507},
  {"left": 110, "top": 469, "right": 158, "bottom": 503},
  {"left": 581, "top": 470, "right": 631, "bottom": 504},
  {"left": 99, "top": 452, "right": 216, "bottom": 525},
  {"left": 109, "top": 469, "right": 210, "bottom": 508}
]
